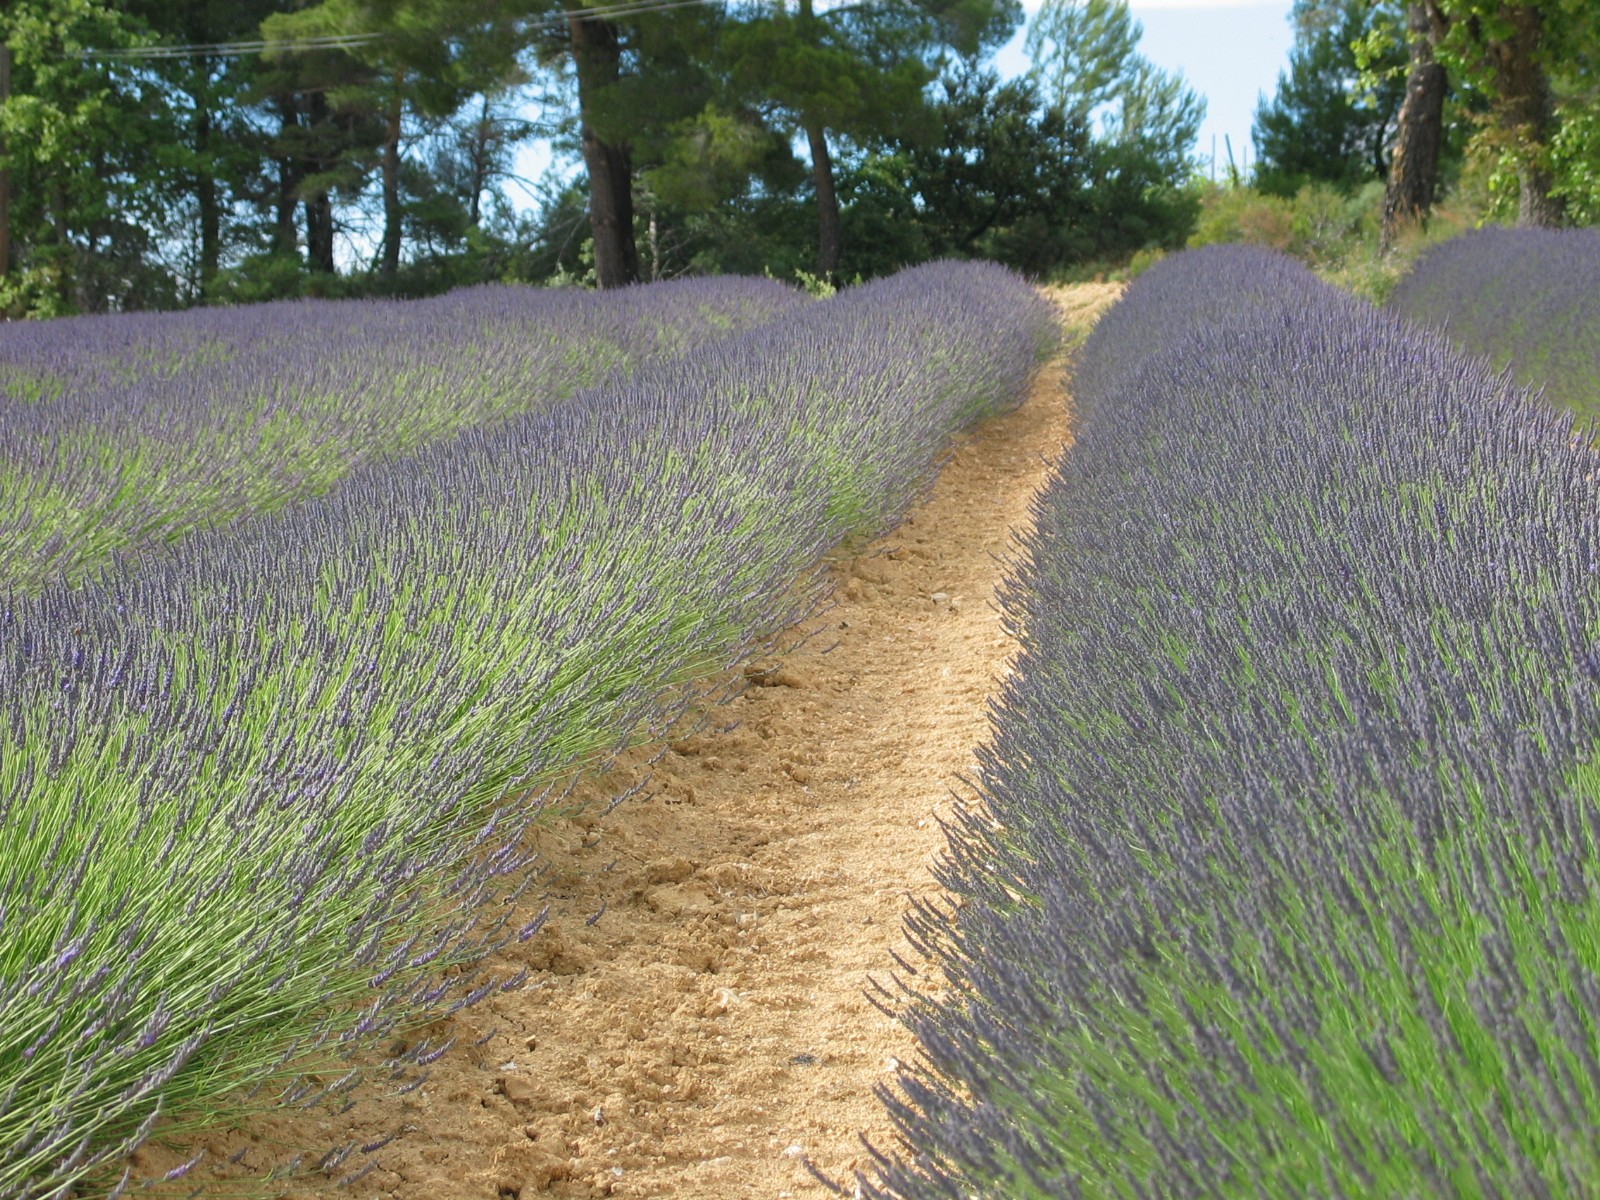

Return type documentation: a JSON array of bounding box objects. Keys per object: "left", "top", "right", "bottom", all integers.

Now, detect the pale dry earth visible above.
[{"left": 134, "top": 282, "right": 1120, "bottom": 1200}]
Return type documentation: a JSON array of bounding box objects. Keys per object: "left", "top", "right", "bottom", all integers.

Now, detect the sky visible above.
[
  {"left": 509, "top": 0, "right": 1296, "bottom": 207},
  {"left": 995, "top": 0, "right": 1295, "bottom": 179}
]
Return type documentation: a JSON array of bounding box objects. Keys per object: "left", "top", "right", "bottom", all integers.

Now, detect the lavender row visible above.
[
  {"left": 0, "top": 277, "right": 808, "bottom": 594},
  {"left": 1389, "top": 226, "right": 1600, "bottom": 420},
  {"left": 870, "top": 246, "right": 1600, "bottom": 1197},
  {"left": 0, "top": 261, "right": 1058, "bottom": 1199}
]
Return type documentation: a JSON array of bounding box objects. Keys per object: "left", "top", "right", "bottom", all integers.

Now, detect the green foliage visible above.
[
  {"left": 1551, "top": 101, "right": 1600, "bottom": 223},
  {"left": 1124, "top": 245, "right": 1167, "bottom": 277},
  {"left": 1026, "top": 0, "right": 1205, "bottom": 179},
  {"left": 1191, "top": 178, "right": 1396, "bottom": 265},
  {"left": 1110, "top": 56, "right": 1205, "bottom": 177},
  {"left": 727, "top": 67, "right": 1201, "bottom": 283},
  {"left": 0, "top": 0, "right": 187, "bottom": 315},
  {"left": 563, "top": 58, "right": 1195, "bottom": 284},
  {"left": 1253, "top": 0, "right": 1407, "bottom": 197},
  {"left": 0, "top": 0, "right": 1211, "bottom": 310},
  {"left": 262, "top": 0, "right": 522, "bottom": 120},
  {"left": 1410, "top": 0, "right": 1599, "bottom": 222},
  {"left": 117, "top": 0, "right": 293, "bottom": 297},
  {"left": 645, "top": 105, "right": 798, "bottom": 213},
  {"left": 907, "top": 69, "right": 1093, "bottom": 267},
  {"left": 1188, "top": 178, "right": 1482, "bottom": 302},
  {"left": 201, "top": 217, "right": 554, "bottom": 303},
  {"left": 723, "top": 6, "right": 936, "bottom": 149},
  {"left": 789, "top": 267, "right": 848, "bottom": 297},
  {"left": 1079, "top": 137, "right": 1202, "bottom": 257},
  {"left": 1026, "top": 0, "right": 1139, "bottom": 120},
  {"left": 835, "top": 152, "right": 931, "bottom": 277},
  {"left": 205, "top": 251, "right": 319, "bottom": 304},
  {"left": 708, "top": 0, "right": 1019, "bottom": 276}
]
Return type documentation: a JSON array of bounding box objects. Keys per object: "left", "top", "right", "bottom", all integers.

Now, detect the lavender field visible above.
[
  {"left": 1389, "top": 226, "right": 1600, "bottom": 422},
  {"left": 873, "top": 246, "right": 1600, "bottom": 1196},
  {"left": 0, "top": 277, "right": 807, "bottom": 595},
  {"left": 0, "top": 263, "right": 1058, "bottom": 1199}
]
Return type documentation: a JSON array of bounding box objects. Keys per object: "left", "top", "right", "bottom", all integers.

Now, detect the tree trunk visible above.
[
  {"left": 273, "top": 100, "right": 302, "bottom": 258},
  {"left": 304, "top": 92, "right": 337, "bottom": 273},
  {"left": 50, "top": 179, "right": 71, "bottom": 310},
  {"left": 805, "top": 120, "right": 842, "bottom": 280},
  {"left": 1, "top": 42, "right": 12, "bottom": 280},
  {"left": 1483, "top": 3, "right": 1563, "bottom": 228},
  {"left": 381, "top": 86, "right": 403, "bottom": 278},
  {"left": 795, "top": 0, "right": 841, "bottom": 280},
  {"left": 275, "top": 162, "right": 299, "bottom": 257},
  {"left": 305, "top": 194, "right": 335, "bottom": 272},
  {"left": 467, "top": 95, "right": 491, "bottom": 228},
  {"left": 648, "top": 208, "right": 661, "bottom": 282},
  {"left": 196, "top": 104, "right": 220, "bottom": 290},
  {"left": 1515, "top": 160, "right": 1564, "bottom": 228},
  {"left": 569, "top": 13, "right": 639, "bottom": 289},
  {"left": 1381, "top": 1, "right": 1447, "bottom": 251}
]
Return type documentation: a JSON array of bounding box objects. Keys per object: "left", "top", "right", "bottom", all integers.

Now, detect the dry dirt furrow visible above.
[{"left": 140, "top": 283, "right": 1118, "bottom": 1200}]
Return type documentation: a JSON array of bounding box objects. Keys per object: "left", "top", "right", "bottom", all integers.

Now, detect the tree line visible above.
[
  {"left": 0, "top": 0, "right": 1204, "bottom": 316},
  {"left": 1252, "top": 0, "right": 1600, "bottom": 244}
]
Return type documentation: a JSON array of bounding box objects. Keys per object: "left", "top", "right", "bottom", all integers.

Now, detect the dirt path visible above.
[{"left": 141, "top": 283, "right": 1119, "bottom": 1200}]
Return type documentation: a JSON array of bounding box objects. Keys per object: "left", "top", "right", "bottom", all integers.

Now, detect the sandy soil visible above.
[{"left": 135, "top": 282, "right": 1120, "bottom": 1200}]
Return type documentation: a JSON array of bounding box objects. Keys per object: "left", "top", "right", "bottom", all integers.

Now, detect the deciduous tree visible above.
[
  {"left": 1381, "top": 0, "right": 1449, "bottom": 246},
  {"left": 0, "top": 0, "right": 182, "bottom": 314},
  {"left": 1374, "top": 0, "right": 1600, "bottom": 226}
]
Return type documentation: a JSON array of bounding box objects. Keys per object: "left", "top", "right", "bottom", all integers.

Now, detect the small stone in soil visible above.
[
  {"left": 789, "top": 1053, "right": 818, "bottom": 1066},
  {"left": 500, "top": 1076, "right": 538, "bottom": 1105}
]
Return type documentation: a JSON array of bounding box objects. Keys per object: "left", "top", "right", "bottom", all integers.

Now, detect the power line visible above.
[
  {"left": 78, "top": 0, "right": 708, "bottom": 60},
  {"left": 83, "top": 34, "right": 385, "bottom": 60},
  {"left": 75, "top": 0, "right": 871, "bottom": 60}
]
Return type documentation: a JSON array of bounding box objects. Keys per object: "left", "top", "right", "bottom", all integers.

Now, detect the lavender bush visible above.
[
  {"left": 1389, "top": 226, "right": 1600, "bottom": 420},
  {"left": 0, "top": 277, "right": 808, "bottom": 594},
  {"left": 0, "top": 261, "right": 1057, "bottom": 1200},
  {"left": 870, "top": 245, "right": 1600, "bottom": 1197}
]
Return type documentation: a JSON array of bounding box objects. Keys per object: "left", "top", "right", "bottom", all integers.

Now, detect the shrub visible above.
[
  {"left": 871, "top": 245, "right": 1600, "bottom": 1198},
  {"left": 1188, "top": 180, "right": 1383, "bottom": 269},
  {"left": 0, "top": 261, "right": 1057, "bottom": 1199},
  {"left": 1389, "top": 225, "right": 1600, "bottom": 421},
  {"left": 0, "top": 277, "right": 809, "bottom": 593}
]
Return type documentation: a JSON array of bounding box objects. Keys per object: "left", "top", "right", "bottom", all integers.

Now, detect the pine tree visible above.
[
  {"left": 1027, "top": 0, "right": 1205, "bottom": 184},
  {"left": 1252, "top": 0, "right": 1405, "bottom": 197}
]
